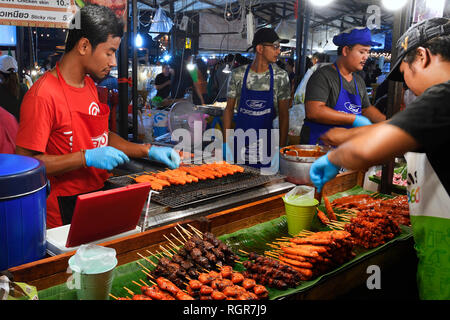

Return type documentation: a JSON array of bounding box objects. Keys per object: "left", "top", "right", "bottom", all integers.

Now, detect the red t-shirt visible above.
[
  {"left": 16, "top": 70, "right": 110, "bottom": 228},
  {"left": 16, "top": 71, "right": 102, "bottom": 155},
  {"left": 0, "top": 106, "right": 19, "bottom": 154}
]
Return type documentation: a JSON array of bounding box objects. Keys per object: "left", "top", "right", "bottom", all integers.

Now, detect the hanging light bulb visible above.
[
  {"left": 309, "top": 0, "right": 334, "bottom": 7},
  {"left": 135, "top": 33, "right": 143, "bottom": 48},
  {"left": 382, "top": 0, "right": 408, "bottom": 11},
  {"left": 187, "top": 62, "right": 195, "bottom": 71}
]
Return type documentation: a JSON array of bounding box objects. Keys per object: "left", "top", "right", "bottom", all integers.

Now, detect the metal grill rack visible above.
[{"left": 105, "top": 165, "right": 285, "bottom": 208}]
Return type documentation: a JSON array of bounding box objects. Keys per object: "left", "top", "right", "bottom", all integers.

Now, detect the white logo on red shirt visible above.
[
  {"left": 91, "top": 131, "right": 109, "bottom": 148},
  {"left": 89, "top": 102, "right": 100, "bottom": 115}
]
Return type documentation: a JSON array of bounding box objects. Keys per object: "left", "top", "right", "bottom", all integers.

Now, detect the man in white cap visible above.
[
  {"left": 301, "top": 27, "right": 386, "bottom": 145},
  {"left": 0, "top": 55, "right": 28, "bottom": 121}
]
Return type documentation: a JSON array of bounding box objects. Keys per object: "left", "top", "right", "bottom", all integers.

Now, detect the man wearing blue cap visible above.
[
  {"left": 300, "top": 27, "right": 386, "bottom": 145},
  {"left": 309, "top": 18, "right": 450, "bottom": 299}
]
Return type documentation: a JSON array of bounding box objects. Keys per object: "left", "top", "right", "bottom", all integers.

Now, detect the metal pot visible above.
[{"left": 279, "top": 145, "right": 329, "bottom": 185}]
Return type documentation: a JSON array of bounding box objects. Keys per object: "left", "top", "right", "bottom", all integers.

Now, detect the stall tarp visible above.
[{"left": 199, "top": 12, "right": 249, "bottom": 52}]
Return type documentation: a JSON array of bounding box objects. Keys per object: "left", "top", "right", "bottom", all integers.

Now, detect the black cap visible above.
[
  {"left": 387, "top": 17, "right": 450, "bottom": 82},
  {"left": 247, "top": 28, "right": 289, "bottom": 51}
]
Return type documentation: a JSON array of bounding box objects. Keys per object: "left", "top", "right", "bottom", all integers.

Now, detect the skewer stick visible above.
[
  {"left": 141, "top": 269, "right": 153, "bottom": 279},
  {"left": 139, "top": 267, "right": 156, "bottom": 281},
  {"left": 132, "top": 280, "right": 143, "bottom": 288},
  {"left": 174, "top": 226, "right": 188, "bottom": 243},
  {"left": 238, "top": 249, "right": 249, "bottom": 255},
  {"left": 109, "top": 293, "right": 119, "bottom": 300},
  {"left": 187, "top": 224, "right": 203, "bottom": 237},
  {"left": 146, "top": 250, "right": 162, "bottom": 260},
  {"left": 177, "top": 224, "right": 193, "bottom": 238},
  {"left": 166, "top": 241, "right": 180, "bottom": 252},
  {"left": 171, "top": 233, "right": 186, "bottom": 245},
  {"left": 137, "top": 252, "right": 157, "bottom": 267},
  {"left": 140, "top": 279, "right": 149, "bottom": 287},
  {"left": 163, "top": 234, "right": 181, "bottom": 250},
  {"left": 160, "top": 245, "right": 173, "bottom": 257},
  {"left": 164, "top": 243, "right": 178, "bottom": 254},
  {"left": 123, "top": 286, "right": 135, "bottom": 296},
  {"left": 136, "top": 261, "right": 152, "bottom": 273},
  {"left": 155, "top": 249, "right": 170, "bottom": 258}
]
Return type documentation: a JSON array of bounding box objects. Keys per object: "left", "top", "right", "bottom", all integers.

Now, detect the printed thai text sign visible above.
[{"left": 0, "top": 0, "right": 76, "bottom": 28}]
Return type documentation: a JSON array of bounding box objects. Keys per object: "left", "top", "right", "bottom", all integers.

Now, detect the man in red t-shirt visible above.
[{"left": 16, "top": 5, "right": 180, "bottom": 228}]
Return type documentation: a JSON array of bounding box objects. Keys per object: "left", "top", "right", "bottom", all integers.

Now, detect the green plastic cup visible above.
[
  {"left": 68, "top": 256, "right": 117, "bottom": 300},
  {"left": 283, "top": 195, "right": 319, "bottom": 236}
]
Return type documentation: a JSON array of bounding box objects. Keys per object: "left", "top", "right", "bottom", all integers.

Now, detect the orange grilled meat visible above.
[
  {"left": 323, "top": 196, "right": 337, "bottom": 220},
  {"left": 156, "top": 277, "right": 181, "bottom": 295}
]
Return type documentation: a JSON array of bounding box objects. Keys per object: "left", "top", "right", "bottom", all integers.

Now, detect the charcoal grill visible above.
[{"left": 105, "top": 165, "right": 285, "bottom": 208}]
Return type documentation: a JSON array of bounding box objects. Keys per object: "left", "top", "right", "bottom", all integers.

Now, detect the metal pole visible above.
[
  {"left": 299, "top": 2, "right": 310, "bottom": 80},
  {"left": 118, "top": 3, "right": 130, "bottom": 139},
  {"left": 380, "top": 1, "right": 414, "bottom": 195},
  {"left": 131, "top": 0, "right": 138, "bottom": 142},
  {"left": 170, "top": 0, "right": 176, "bottom": 58},
  {"left": 294, "top": 0, "right": 305, "bottom": 88}
]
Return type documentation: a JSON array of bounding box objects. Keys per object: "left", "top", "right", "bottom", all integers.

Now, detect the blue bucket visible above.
[{"left": 0, "top": 154, "right": 49, "bottom": 271}]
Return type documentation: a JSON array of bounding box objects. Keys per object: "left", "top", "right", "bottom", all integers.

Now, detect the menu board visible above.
[
  {"left": 0, "top": 0, "right": 77, "bottom": 28},
  {"left": 0, "top": 0, "right": 126, "bottom": 28}
]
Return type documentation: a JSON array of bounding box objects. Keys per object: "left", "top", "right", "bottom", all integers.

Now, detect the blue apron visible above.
[
  {"left": 304, "top": 62, "right": 362, "bottom": 145},
  {"left": 233, "top": 64, "right": 276, "bottom": 168}
]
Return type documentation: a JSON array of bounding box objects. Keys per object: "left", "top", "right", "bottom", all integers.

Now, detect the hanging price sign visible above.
[{"left": 0, "top": 0, "right": 77, "bottom": 28}]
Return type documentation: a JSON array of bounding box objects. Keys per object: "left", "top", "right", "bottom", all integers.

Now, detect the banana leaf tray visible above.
[{"left": 36, "top": 186, "right": 413, "bottom": 300}]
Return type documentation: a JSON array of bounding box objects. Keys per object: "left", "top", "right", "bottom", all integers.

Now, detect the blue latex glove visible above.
[
  {"left": 309, "top": 153, "right": 340, "bottom": 192},
  {"left": 85, "top": 146, "right": 130, "bottom": 171},
  {"left": 148, "top": 146, "right": 180, "bottom": 169},
  {"left": 223, "top": 142, "right": 234, "bottom": 163},
  {"left": 352, "top": 115, "right": 372, "bottom": 127}
]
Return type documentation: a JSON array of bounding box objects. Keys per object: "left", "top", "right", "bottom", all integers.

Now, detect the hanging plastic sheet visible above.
[{"left": 149, "top": 7, "right": 174, "bottom": 40}]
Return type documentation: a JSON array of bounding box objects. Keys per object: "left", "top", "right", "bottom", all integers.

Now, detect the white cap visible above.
[{"left": 0, "top": 55, "right": 18, "bottom": 73}]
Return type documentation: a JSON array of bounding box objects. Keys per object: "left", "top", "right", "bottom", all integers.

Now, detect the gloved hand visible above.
[
  {"left": 223, "top": 142, "right": 234, "bottom": 163},
  {"left": 352, "top": 115, "right": 372, "bottom": 127},
  {"left": 148, "top": 146, "right": 180, "bottom": 169},
  {"left": 85, "top": 146, "right": 130, "bottom": 171},
  {"left": 309, "top": 153, "right": 340, "bottom": 192}
]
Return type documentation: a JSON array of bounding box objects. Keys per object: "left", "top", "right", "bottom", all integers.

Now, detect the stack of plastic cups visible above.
[{"left": 67, "top": 245, "right": 117, "bottom": 300}]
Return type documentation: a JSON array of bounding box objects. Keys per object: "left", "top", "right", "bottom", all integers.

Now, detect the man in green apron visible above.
[{"left": 309, "top": 17, "right": 450, "bottom": 299}]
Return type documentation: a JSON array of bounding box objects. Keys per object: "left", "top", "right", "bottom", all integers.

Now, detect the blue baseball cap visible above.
[{"left": 333, "top": 27, "right": 381, "bottom": 47}]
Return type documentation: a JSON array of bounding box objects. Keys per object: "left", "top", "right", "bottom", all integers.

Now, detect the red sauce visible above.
[{"left": 280, "top": 146, "right": 325, "bottom": 157}]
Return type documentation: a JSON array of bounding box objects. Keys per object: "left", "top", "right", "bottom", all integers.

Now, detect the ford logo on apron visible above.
[
  {"left": 344, "top": 102, "right": 361, "bottom": 114},
  {"left": 246, "top": 99, "right": 267, "bottom": 110}
]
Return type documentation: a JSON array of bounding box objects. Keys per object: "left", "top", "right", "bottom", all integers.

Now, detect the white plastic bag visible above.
[
  {"left": 149, "top": 8, "right": 174, "bottom": 39},
  {"left": 288, "top": 104, "right": 305, "bottom": 136},
  {"left": 283, "top": 185, "right": 315, "bottom": 205}
]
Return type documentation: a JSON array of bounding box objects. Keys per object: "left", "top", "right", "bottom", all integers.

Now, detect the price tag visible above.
[{"left": 0, "top": 0, "right": 77, "bottom": 28}]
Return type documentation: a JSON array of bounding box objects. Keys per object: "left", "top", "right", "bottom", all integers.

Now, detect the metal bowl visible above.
[{"left": 279, "top": 145, "right": 329, "bottom": 185}]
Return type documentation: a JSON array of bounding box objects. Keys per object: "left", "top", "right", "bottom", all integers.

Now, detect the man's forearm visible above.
[
  {"left": 108, "top": 131, "right": 149, "bottom": 158},
  {"left": 15, "top": 146, "right": 84, "bottom": 176},
  {"left": 362, "top": 105, "right": 386, "bottom": 123},
  {"left": 223, "top": 98, "right": 236, "bottom": 142}
]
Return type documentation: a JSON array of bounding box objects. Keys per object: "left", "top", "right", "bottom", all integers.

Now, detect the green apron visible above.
[{"left": 405, "top": 152, "right": 450, "bottom": 299}]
